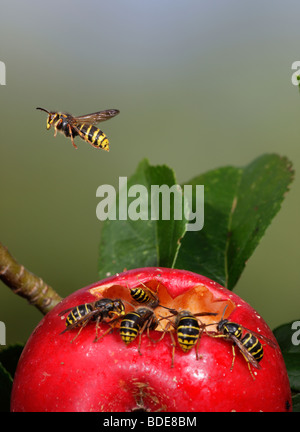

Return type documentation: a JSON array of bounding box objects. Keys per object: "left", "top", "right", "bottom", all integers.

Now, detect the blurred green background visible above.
[{"left": 0, "top": 0, "right": 299, "bottom": 344}]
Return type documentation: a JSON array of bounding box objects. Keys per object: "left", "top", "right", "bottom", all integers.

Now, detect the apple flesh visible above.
[{"left": 11, "top": 268, "right": 292, "bottom": 412}]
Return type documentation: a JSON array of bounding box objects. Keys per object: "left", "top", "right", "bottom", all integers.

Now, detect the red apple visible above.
[{"left": 11, "top": 268, "right": 292, "bottom": 412}]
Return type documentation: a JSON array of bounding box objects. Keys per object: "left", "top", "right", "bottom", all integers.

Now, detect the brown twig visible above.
[{"left": 0, "top": 242, "right": 62, "bottom": 315}]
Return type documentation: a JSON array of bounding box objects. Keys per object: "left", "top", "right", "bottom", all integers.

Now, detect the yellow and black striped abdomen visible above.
[
  {"left": 120, "top": 308, "right": 155, "bottom": 345},
  {"left": 119, "top": 312, "right": 141, "bottom": 344},
  {"left": 130, "top": 288, "right": 150, "bottom": 304},
  {"left": 177, "top": 315, "right": 200, "bottom": 352},
  {"left": 77, "top": 124, "right": 109, "bottom": 151},
  {"left": 66, "top": 303, "right": 93, "bottom": 327},
  {"left": 241, "top": 333, "right": 264, "bottom": 362}
]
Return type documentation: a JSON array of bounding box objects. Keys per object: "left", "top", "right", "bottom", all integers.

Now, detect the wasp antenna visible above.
[
  {"left": 206, "top": 306, "right": 228, "bottom": 327},
  {"left": 205, "top": 305, "right": 228, "bottom": 328},
  {"left": 159, "top": 305, "right": 178, "bottom": 314},
  {"left": 158, "top": 313, "right": 176, "bottom": 321},
  {"left": 122, "top": 299, "right": 135, "bottom": 308},
  {"left": 36, "top": 107, "right": 50, "bottom": 114},
  {"left": 220, "top": 305, "right": 228, "bottom": 321}
]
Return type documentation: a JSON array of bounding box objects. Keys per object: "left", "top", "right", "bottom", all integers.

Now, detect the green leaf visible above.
[
  {"left": 273, "top": 320, "right": 300, "bottom": 392},
  {"left": 98, "top": 159, "right": 189, "bottom": 278},
  {"left": 175, "top": 166, "right": 241, "bottom": 286},
  {"left": 0, "top": 344, "right": 23, "bottom": 378},
  {"left": 175, "top": 154, "right": 294, "bottom": 289},
  {"left": 283, "top": 353, "right": 300, "bottom": 392},
  {"left": 273, "top": 321, "right": 300, "bottom": 354},
  {"left": 292, "top": 394, "right": 300, "bottom": 412},
  {"left": 0, "top": 363, "right": 13, "bottom": 412},
  {"left": 0, "top": 344, "right": 24, "bottom": 412}
]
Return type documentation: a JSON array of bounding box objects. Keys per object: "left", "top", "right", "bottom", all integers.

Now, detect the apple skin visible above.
[{"left": 11, "top": 268, "right": 292, "bottom": 412}]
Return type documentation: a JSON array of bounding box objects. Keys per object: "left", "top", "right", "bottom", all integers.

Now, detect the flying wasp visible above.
[
  {"left": 59, "top": 298, "right": 125, "bottom": 342},
  {"left": 156, "top": 309, "right": 218, "bottom": 367},
  {"left": 208, "top": 306, "right": 277, "bottom": 380},
  {"left": 36, "top": 107, "right": 119, "bottom": 151},
  {"left": 119, "top": 307, "right": 159, "bottom": 354}
]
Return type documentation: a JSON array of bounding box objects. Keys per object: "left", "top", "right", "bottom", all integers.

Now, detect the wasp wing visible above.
[
  {"left": 230, "top": 334, "right": 261, "bottom": 369},
  {"left": 60, "top": 309, "right": 100, "bottom": 334},
  {"left": 239, "top": 326, "right": 277, "bottom": 349},
  {"left": 58, "top": 303, "right": 93, "bottom": 317},
  {"left": 72, "top": 109, "right": 120, "bottom": 125},
  {"left": 58, "top": 306, "right": 77, "bottom": 316}
]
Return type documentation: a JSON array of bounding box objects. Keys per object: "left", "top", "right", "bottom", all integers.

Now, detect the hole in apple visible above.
[{"left": 89, "top": 279, "right": 235, "bottom": 331}]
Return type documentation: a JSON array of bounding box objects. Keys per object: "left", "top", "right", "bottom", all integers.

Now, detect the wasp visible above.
[
  {"left": 59, "top": 298, "right": 125, "bottom": 342},
  {"left": 36, "top": 107, "right": 119, "bottom": 151},
  {"left": 129, "top": 281, "right": 161, "bottom": 309},
  {"left": 129, "top": 281, "right": 175, "bottom": 312},
  {"left": 156, "top": 309, "right": 217, "bottom": 367},
  {"left": 130, "top": 287, "right": 159, "bottom": 308},
  {"left": 209, "top": 306, "right": 277, "bottom": 380},
  {"left": 119, "top": 307, "right": 159, "bottom": 354}
]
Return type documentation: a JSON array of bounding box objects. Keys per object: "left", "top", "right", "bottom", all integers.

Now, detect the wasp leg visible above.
[
  {"left": 53, "top": 118, "right": 63, "bottom": 138},
  {"left": 247, "top": 362, "right": 255, "bottom": 381},
  {"left": 147, "top": 319, "right": 170, "bottom": 343},
  {"left": 239, "top": 351, "right": 256, "bottom": 381},
  {"left": 209, "top": 334, "right": 237, "bottom": 372},
  {"left": 147, "top": 330, "right": 165, "bottom": 343},
  {"left": 230, "top": 344, "right": 255, "bottom": 380},
  {"left": 137, "top": 317, "right": 154, "bottom": 355},
  {"left": 94, "top": 315, "right": 102, "bottom": 341},
  {"left": 68, "top": 124, "right": 78, "bottom": 149},
  {"left": 195, "top": 327, "right": 205, "bottom": 361},
  {"left": 70, "top": 320, "right": 89, "bottom": 343},
  {"left": 137, "top": 334, "right": 143, "bottom": 356},
  {"left": 94, "top": 315, "right": 120, "bottom": 343},
  {"left": 170, "top": 331, "right": 177, "bottom": 368},
  {"left": 94, "top": 313, "right": 122, "bottom": 343},
  {"left": 93, "top": 324, "right": 114, "bottom": 343},
  {"left": 206, "top": 332, "right": 256, "bottom": 380},
  {"left": 230, "top": 344, "right": 236, "bottom": 371}
]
